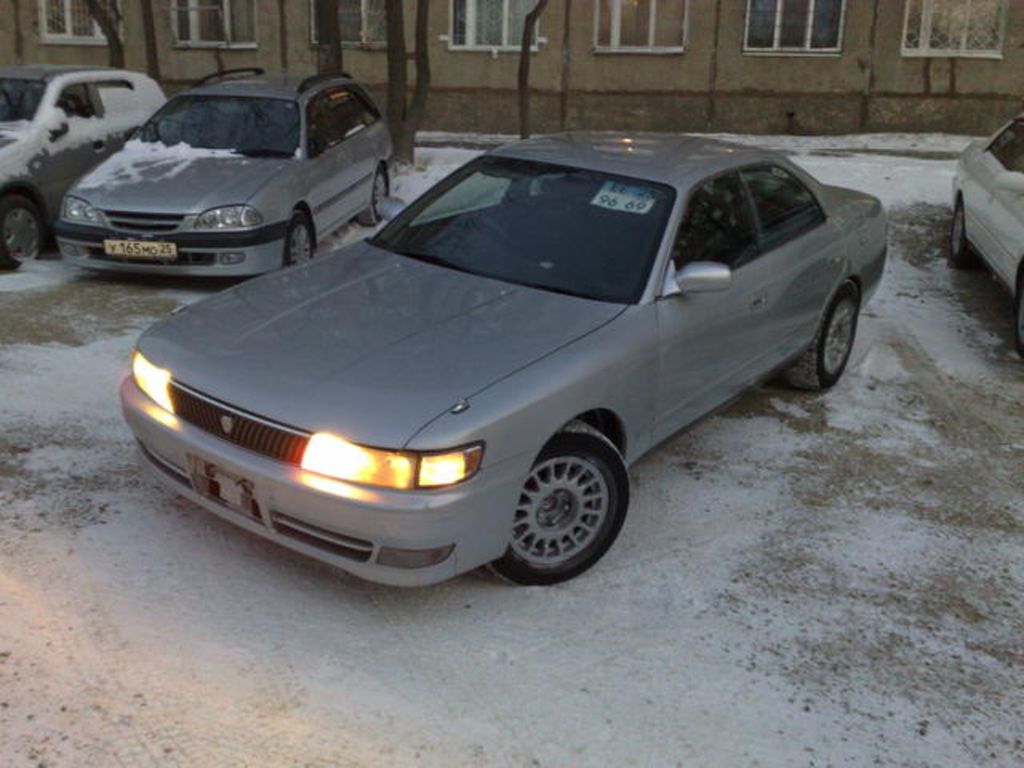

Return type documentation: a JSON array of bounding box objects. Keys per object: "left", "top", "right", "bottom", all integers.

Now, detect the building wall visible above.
[{"left": 5, "top": 0, "right": 1024, "bottom": 135}]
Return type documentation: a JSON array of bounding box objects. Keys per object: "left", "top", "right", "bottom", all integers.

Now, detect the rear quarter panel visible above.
[{"left": 818, "top": 184, "right": 887, "bottom": 305}]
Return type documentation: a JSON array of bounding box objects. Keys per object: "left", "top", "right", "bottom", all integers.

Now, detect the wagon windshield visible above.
[
  {"left": 138, "top": 95, "right": 300, "bottom": 156},
  {"left": 372, "top": 156, "right": 675, "bottom": 304},
  {"left": 0, "top": 79, "right": 45, "bottom": 123}
]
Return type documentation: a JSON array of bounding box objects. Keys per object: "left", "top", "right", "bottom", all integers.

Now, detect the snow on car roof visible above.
[{"left": 491, "top": 132, "right": 779, "bottom": 189}]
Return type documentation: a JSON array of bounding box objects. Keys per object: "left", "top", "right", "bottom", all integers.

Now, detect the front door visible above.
[{"left": 984, "top": 120, "right": 1024, "bottom": 286}]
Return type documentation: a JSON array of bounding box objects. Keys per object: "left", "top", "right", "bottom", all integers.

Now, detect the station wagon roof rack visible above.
[
  {"left": 194, "top": 67, "right": 266, "bottom": 88},
  {"left": 296, "top": 72, "right": 353, "bottom": 94}
]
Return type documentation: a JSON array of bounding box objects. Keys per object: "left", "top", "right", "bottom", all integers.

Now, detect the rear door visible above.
[
  {"left": 982, "top": 120, "right": 1024, "bottom": 285},
  {"left": 739, "top": 164, "right": 844, "bottom": 367},
  {"left": 304, "top": 87, "right": 359, "bottom": 235}
]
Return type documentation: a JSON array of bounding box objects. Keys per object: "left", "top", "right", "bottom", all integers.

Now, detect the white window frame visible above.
[
  {"left": 592, "top": 0, "right": 688, "bottom": 54},
  {"left": 39, "top": 0, "right": 111, "bottom": 46},
  {"left": 171, "top": 0, "right": 258, "bottom": 49},
  {"left": 308, "top": 0, "right": 387, "bottom": 48},
  {"left": 901, "top": 0, "right": 1008, "bottom": 59},
  {"left": 445, "top": 0, "right": 545, "bottom": 52},
  {"left": 742, "top": 0, "right": 847, "bottom": 56}
]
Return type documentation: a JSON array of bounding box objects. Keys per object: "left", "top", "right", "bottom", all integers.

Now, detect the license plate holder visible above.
[
  {"left": 103, "top": 239, "right": 177, "bottom": 260},
  {"left": 187, "top": 454, "right": 261, "bottom": 520}
]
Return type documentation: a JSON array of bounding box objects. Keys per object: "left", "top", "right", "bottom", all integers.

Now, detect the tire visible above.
[
  {"left": 357, "top": 165, "right": 388, "bottom": 227},
  {"left": 282, "top": 210, "right": 315, "bottom": 267},
  {"left": 0, "top": 194, "right": 45, "bottom": 271},
  {"left": 949, "top": 197, "right": 981, "bottom": 270},
  {"left": 1014, "top": 270, "right": 1024, "bottom": 359},
  {"left": 489, "top": 431, "right": 629, "bottom": 586},
  {"left": 784, "top": 281, "right": 861, "bottom": 391}
]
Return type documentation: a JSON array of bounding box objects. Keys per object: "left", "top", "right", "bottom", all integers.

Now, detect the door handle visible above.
[{"left": 749, "top": 294, "right": 768, "bottom": 311}]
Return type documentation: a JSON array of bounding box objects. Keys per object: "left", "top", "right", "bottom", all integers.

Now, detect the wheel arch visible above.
[
  {"left": 560, "top": 408, "right": 627, "bottom": 458},
  {"left": 0, "top": 181, "right": 49, "bottom": 222}
]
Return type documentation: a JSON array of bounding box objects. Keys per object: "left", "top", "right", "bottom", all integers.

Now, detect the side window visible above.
[
  {"left": 741, "top": 165, "right": 825, "bottom": 247},
  {"left": 673, "top": 173, "right": 758, "bottom": 270},
  {"left": 306, "top": 88, "right": 376, "bottom": 156},
  {"left": 94, "top": 80, "right": 136, "bottom": 118},
  {"left": 55, "top": 83, "right": 98, "bottom": 120},
  {"left": 989, "top": 121, "right": 1024, "bottom": 173}
]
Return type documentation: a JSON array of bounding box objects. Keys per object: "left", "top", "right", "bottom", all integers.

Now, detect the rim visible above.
[
  {"left": 288, "top": 222, "right": 312, "bottom": 264},
  {"left": 3, "top": 207, "right": 40, "bottom": 261},
  {"left": 511, "top": 454, "right": 610, "bottom": 568},
  {"left": 372, "top": 171, "right": 387, "bottom": 219},
  {"left": 823, "top": 298, "right": 857, "bottom": 375},
  {"left": 1017, "top": 290, "right": 1024, "bottom": 343},
  {"left": 951, "top": 205, "right": 965, "bottom": 255}
]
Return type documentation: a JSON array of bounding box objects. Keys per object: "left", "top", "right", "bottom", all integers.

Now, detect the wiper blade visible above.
[{"left": 236, "top": 148, "right": 294, "bottom": 158}]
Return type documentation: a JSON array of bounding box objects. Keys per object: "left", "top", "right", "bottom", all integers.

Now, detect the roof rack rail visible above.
[
  {"left": 194, "top": 67, "right": 266, "bottom": 88},
  {"left": 296, "top": 72, "right": 353, "bottom": 94}
]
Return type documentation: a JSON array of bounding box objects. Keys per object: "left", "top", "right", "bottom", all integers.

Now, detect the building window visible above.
[
  {"left": 310, "top": 0, "right": 386, "bottom": 46},
  {"left": 902, "top": 0, "right": 1007, "bottom": 58},
  {"left": 173, "top": 0, "right": 256, "bottom": 47},
  {"left": 744, "top": 0, "right": 846, "bottom": 54},
  {"left": 41, "top": 0, "right": 112, "bottom": 45},
  {"left": 595, "top": 0, "right": 686, "bottom": 52},
  {"left": 450, "top": 0, "right": 539, "bottom": 50}
]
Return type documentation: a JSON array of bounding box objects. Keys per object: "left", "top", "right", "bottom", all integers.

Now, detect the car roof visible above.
[
  {"left": 186, "top": 74, "right": 357, "bottom": 101},
  {"left": 490, "top": 132, "right": 780, "bottom": 189},
  {"left": 0, "top": 64, "right": 120, "bottom": 81}
]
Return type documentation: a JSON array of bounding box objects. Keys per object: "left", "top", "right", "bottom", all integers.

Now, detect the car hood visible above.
[
  {"left": 139, "top": 241, "right": 626, "bottom": 448},
  {"left": 73, "top": 140, "right": 291, "bottom": 213}
]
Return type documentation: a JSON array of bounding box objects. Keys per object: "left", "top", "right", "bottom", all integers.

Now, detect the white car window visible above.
[{"left": 989, "top": 121, "right": 1024, "bottom": 174}]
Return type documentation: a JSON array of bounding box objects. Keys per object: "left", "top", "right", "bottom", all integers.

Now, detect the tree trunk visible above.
[
  {"left": 316, "top": 0, "right": 344, "bottom": 75},
  {"left": 82, "top": 0, "right": 125, "bottom": 68},
  {"left": 384, "top": 0, "right": 431, "bottom": 164},
  {"left": 139, "top": 0, "right": 161, "bottom": 81},
  {"left": 518, "top": 0, "right": 550, "bottom": 139}
]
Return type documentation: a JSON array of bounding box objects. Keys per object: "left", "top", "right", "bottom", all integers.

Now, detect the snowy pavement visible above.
[{"left": 1, "top": 136, "right": 1023, "bottom": 767}]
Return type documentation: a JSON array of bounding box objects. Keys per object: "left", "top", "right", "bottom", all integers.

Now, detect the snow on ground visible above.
[{"left": 1, "top": 136, "right": 1023, "bottom": 767}]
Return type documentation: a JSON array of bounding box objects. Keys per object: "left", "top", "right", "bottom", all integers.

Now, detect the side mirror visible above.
[
  {"left": 378, "top": 196, "right": 407, "bottom": 222},
  {"left": 663, "top": 261, "right": 732, "bottom": 297},
  {"left": 49, "top": 122, "right": 70, "bottom": 142},
  {"left": 993, "top": 170, "right": 1024, "bottom": 196}
]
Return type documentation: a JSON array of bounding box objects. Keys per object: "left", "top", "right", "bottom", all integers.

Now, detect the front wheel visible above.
[
  {"left": 489, "top": 431, "right": 629, "bottom": 586},
  {"left": 282, "top": 210, "right": 315, "bottom": 267},
  {"left": 949, "top": 198, "right": 980, "bottom": 269},
  {"left": 0, "top": 194, "right": 44, "bottom": 271},
  {"left": 357, "top": 165, "right": 388, "bottom": 227},
  {"left": 784, "top": 281, "right": 861, "bottom": 391}
]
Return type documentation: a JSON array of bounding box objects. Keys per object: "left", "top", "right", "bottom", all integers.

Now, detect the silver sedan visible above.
[{"left": 122, "top": 133, "right": 887, "bottom": 587}]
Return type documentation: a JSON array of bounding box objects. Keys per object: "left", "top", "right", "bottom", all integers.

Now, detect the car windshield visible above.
[
  {"left": 138, "top": 95, "right": 299, "bottom": 156},
  {"left": 0, "top": 78, "right": 45, "bottom": 123},
  {"left": 372, "top": 156, "right": 675, "bottom": 304}
]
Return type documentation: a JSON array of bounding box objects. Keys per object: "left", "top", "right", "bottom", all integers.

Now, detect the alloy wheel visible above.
[
  {"left": 823, "top": 298, "right": 857, "bottom": 376},
  {"left": 288, "top": 223, "right": 313, "bottom": 264}
]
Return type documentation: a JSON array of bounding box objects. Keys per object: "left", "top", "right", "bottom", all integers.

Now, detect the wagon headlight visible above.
[
  {"left": 301, "top": 433, "right": 483, "bottom": 490},
  {"left": 195, "top": 205, "right": 263, "bottom": 230},
  {"left": 132, "top": 350, "right": 174, "bottom": 413},
  {"left": 63, "top": 195, "right": 100, "bottom": 223}
]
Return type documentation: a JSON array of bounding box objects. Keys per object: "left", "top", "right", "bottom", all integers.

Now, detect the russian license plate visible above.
[
  {"left": 103, "top": 239, "right": 177, "bottom": 260},
  {"left": 187, "top": 454, "right": 259, "bottom": 519}
]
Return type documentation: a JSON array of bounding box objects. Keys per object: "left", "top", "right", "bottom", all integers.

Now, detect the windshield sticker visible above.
[{"left": 590, "top": 181, "right": 657, "bottom": 215}]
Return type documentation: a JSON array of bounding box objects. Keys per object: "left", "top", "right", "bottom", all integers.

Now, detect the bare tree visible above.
[
  {"left": 82, "top": 0, "right": 125, "bottom": 68},
  {"left": 139, "top": 0, "right": 161, "bottom": 80},
  {"left": 518, "top": 0, "right": 550, "bottom": 139},
  {"left": 384, "top": 0, "right": 431, "bottom": 164},
  {"left": 315, "top": 0, "right": 344, "bottom": 75}
]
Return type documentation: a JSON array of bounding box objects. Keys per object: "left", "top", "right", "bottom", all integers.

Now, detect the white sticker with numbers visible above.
[{"left": 590, "top": 181, "right": 657, "bottom": 215}]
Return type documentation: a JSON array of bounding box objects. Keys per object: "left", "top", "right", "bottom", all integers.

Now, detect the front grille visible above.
[
  {"left": 270, "top": 512, "right": 374, "bottom": 562},
  {"left": 169, "top": 383, "right": 309, "bottom": 464},
  {"left": 105, "top": 210, "right": 186, "bottom": 233}
]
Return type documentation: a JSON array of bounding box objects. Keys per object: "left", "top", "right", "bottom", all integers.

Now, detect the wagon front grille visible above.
[
  {"left": 105, "top": 210, "right": 186, "bottom": 233},
  {"left": 169, "top": 383, "right": 310, "bottom": 465}
]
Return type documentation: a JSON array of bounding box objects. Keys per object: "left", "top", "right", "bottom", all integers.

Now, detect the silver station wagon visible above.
[
  {"left": 123, "top": 134, "right": 887, "bottom": 587},
  {"left": 55, "top": 69, "right": 391, "bottom": 276}
]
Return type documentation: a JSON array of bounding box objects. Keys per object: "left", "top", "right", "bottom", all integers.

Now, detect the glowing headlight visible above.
[
  {"left": 62, "top": 195, "right": 100, "bottom": 223},
  {"left": 195, "top": 205, "right": 263, "bottom": 229},
  {"left": 301, "top": 434, "right": 483, "bottom": 490},
  {"left": 132, "top": 350, "right": 174, "bottom": 413}
]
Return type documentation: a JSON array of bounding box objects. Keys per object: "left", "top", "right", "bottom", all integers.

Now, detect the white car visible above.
[{"left": 952, "top": 116, "right": 1024, "bottom": 356}]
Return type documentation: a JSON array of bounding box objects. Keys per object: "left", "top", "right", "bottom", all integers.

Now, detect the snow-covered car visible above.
[
  {"left": 951, "top": 116, "right": 1024, "bottom": 356},
  {"left": 55, "top": 70, "right": 392, "bottom": 277},
  {"left": 0, "top": 65, "right": 164, "bottom": 270},
  {"left": 121, "top": 134, "right": 887, "bottom": 587}
]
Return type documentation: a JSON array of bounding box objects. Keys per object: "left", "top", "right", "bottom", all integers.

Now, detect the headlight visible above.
[
  {"left": 301, "top": 433, "right": 483, "bottom": 490},
  {"left": 132, "top": 350, "right": 174, "bottom": 413},
  {"left": 63, "top": 195, "right": 100, "bottom": 223},
  {"left": 195, "top": 205, "right": 263, "bottom": 230}
]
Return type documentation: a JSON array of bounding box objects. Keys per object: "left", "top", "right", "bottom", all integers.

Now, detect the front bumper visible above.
[
  {"left": 55, "top": 220, "right": 289, "bottom": 277},
  {"left": 121, "top": 378, "right": 526, "bottom": 587}
]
